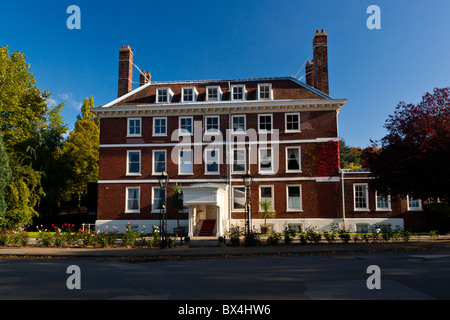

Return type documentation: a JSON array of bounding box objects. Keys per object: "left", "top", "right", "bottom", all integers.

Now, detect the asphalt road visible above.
[{"left": 0, "top": 248, "right": 449, "bottom": 300}]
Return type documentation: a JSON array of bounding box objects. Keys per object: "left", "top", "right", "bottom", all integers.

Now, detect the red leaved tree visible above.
[{"left": 363, "top": 87, "right": 450, "bottom": 201}]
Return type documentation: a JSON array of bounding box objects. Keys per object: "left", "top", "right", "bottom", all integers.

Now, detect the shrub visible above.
[
  {"left": 323, "top": 231, "right": 336, "bottom": 244},
  {"left": 267, "top": 233, "right": 281, "bottom": 245},
  {"left": 228, "top": 225, "right": 242, "bottom": 247},
  {"left": 0, "top": 233, "right": 7, "bottom": 246}
]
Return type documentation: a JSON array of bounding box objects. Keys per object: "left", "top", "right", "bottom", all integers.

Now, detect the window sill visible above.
[
  {"left": 125, "top": 173, "right": 142, "bottom": 177},
  {"left": 204, "top": 172, "right": 220, "bottom": 175},
  {"left": 178, "top": 172, "right": 194, "bottom": 176},
  {"left": 286, "top": 170, "right": 302, "bottom": 174},
  {"left": 375, "top": 209, "right": 392, "bottom": 212},
  {"left": 354, "top": 209, "right": 370, "bottom": 212},
  {"left": 152, "top": 134, "right": 167, "bottom": 137},
  {"left": 284, "top": 130, "right": 301, "bottom": 133},
  {"left": 286, "top": 209, "right": 303, "bottom": 213},
  {"left": 126, "top": 135, "right": 142, "bottom": 138},
  {"left": 125, "top": 211, "right": 140, "bottom": 214}
]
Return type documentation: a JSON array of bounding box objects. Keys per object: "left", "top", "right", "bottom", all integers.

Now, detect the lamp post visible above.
[
  {"left": 157, "top": 171, "right": 169, "bottom": 248},
  {"left": 242, "top": 171, "right": 253, "bottom": 246}
]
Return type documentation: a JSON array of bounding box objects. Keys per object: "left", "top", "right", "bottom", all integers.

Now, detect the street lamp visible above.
[
  {"left": 157, "top": 171, "right": 169, "bottom": 248},
  {"left": 242, "top": 171, "right": 253, "bottom": 246}
]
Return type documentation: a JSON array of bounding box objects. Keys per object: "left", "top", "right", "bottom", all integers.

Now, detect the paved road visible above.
[{"left": 0, "top": 248, "right": 449, "bottom": 300}]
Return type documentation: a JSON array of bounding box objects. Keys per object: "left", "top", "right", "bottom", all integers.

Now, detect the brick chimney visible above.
[
  {"left": 312, "top": 30, "right": 329, "bottom": 95},
  {"left": 118, "top": 45, "right": 133, "bottom": 97},
  {"left": 305, "top": 60, "right": 314, "bottom": 87},
  {"left": 140, "top": 70, "right": 151, "bottom": 86}
]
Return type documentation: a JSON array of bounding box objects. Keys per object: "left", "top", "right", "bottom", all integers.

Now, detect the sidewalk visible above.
[{"left": 1, "top": 236, "right": 449, "bottom": 260}]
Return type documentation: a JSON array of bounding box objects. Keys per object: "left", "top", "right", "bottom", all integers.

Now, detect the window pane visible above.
[
  {"left": 206, "top": 117, "right": 219, "bottom": 132},
  {"left": 153, "top": 188, "right": 163, "bottom": 210},
  {"left": 154, "top": 151, "right": 166, "bottom": 173},
  {"left": 286, "top": 114, "right": 299, "bottom": 131},
  {"left": 154, "top": 118, "right": 166, "bottom": 134},
  {"left": 128, "top": 152, "right": 140, "bottom": 173},
  {"left": 233, "top": 149, "right": 245, "bottom": 172},
  {"left": 180, "top": 118, "right": 192, "bottom": 134},
  {"left": 287, "top": 148, "right": 300, "bottom": 170},
  {"left": 260, "top": 149, "right": 272, "bottom": 171},
  {"left": 180, "top": 149, "right": 193, "bottom": 173},
  {"left": 233, "top": 187, "right": 246, "bottom": 210},
  {"left": 206, "top": 149, "right": 219, "bottom": 173},
  {"left": 287, "top": 186, "right": 301, "bottom": 210},
  {"left": 127, "top": 188, "right": 139, "bottom": 211},
  {"left": 355, "top": 185, "right": 368, "bottom": 209},
  {"left": 259, "top": 115, "right": 272, "bottom": 131},
  {"left": 232, "top": 116, "right": 245, "bottom": 132},
  {"left": 377, "top": 195, "right": 389, "bottom": 209}
]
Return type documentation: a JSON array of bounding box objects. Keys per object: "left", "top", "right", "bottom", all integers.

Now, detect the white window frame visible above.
[
  {"left": 206, "top": 86, "right": 222, "bottom": 101},
  {"left": 153, "top": 117, "right": 167, "bottom": 136},
  {"left": 257, "top": 83, "right": 273, "bottom": 100},
  {"left": 156, "top": 87, "right": 173, "bottom": 103},
  {"left": 127, "top": 118, "right": 142, "bottom": 137},
  {"left": 232, "top": 186, "right": 246, "bottom": 212},
  {"left": 407, "top": 195, "right": 423, "bottom": 211},
  {"left": 125, "top": 187, "right": 140, "bottom": 213},
  {"left": 152, "top": 150, "right": 167, "bottom": 175},
  {"left": 259, "top": 185, "right": 274, "bottom": 212},
  {"left": 286, "top": 146, "right": 301, "bottom": 173},
  {"left": 285, "top": 112, "right": 301, "bottom": 133},
  {"left": 353, "top": 183, "right": 369, "bottom": 211},
  {"left": 181, "top": 86, "right": 198, "bottom": 103},
  {"left": 286, "top": 185, "right": 302, "bottom": 212},
  {"left": 375, "top": 191, "right": 391, "bottom": 211},
  {"left": 179, "top": 116, "right": 194, "bottom": 136},
  {"left": 259, "top": 147, "right": 274, "bottom": 174},
  {"left": 231, "top": 148, "right": 246, "bottom": 174},
  {"left": 356, "top": 223, "right": 369, "bottom": 233},
  {"left": 126, "top": 150, "right": 141, "bottom": 176},
  {"left": 178, "top": 148, "right": 193, "bottom": 175},
  {"left": 204, "top": 115, "right": 220, "bottom": 135},
  {"left": 231, "top": 84, "right": 246, "bottom": 101},
  {"left": 258, "top": 113, "right": 273, "bottom": 133},
  {"left": 151, "top": 186, "right": 166, "bottom": 213},
  {"left": 204, "top": 148, "right": 220, "bottom": 175},
  {"left": 231, "top": 115, "right": 246, "bottom": 134}
]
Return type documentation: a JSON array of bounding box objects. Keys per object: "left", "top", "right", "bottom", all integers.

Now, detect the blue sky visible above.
[{"left": 1, "top": 0, "right": 449, "bottom": 147}]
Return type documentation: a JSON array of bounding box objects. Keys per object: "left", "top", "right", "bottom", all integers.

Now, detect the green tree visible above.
[
  {"left": 62, "top": 96, "right": 99, "bottom": 209},
  {"left": 0, "top": 134, "right": 12, "bottom": 217},
  {"left": 0, "top": 45, "right": 65, "bottom": 229},
  {"left": 339, "top": 139, "right": 362, "bottom": 169}
]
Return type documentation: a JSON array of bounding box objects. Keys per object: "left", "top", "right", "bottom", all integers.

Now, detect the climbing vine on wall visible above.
[{"left": 304, "top": 140, "right": 340, "bottom": 177}]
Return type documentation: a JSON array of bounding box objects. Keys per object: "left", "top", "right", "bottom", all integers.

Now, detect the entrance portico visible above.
[{"left": 181, "top": 184, "right": 228, "bottom": 237}]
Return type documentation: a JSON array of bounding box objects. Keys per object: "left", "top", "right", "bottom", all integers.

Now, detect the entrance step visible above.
[{"left": 198, "top": 220, "right": 216, "bottom": 236}]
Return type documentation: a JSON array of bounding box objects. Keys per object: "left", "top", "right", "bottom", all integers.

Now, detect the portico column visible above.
[
  {"left": 188, "top": 206, "right": 196, "bottom": 237},
  {"left": 216, "top": 206, "right": 222, "bottom": 236}
]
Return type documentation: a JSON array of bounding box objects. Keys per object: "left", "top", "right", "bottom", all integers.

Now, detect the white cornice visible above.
[{"left": 92, "top": 98, "right": 347, "bottom": 118}]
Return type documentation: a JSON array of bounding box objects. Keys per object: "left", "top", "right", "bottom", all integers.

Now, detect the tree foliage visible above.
[
  {"left": 339, "top": 139, "right": 362, "bottom": 169},
  {"left": 363, "top": 87, "right": 450, "bottom": 201}
]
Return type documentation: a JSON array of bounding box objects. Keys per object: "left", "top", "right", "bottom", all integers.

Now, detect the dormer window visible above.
[
  {"left": 206, "top": 86, "right": 222, "bottom": 101},
  {"left": 156, "top": 87, "right": 173, "bottom": 103},
  {"left": 182, "top": 87, "right": 198, "bottom": 102},
  {"left": 231, "top": 85, "right": 246, "bottom": 101},
  {"left": 258, "top": 83, "right": 273, "bottom": 100}
]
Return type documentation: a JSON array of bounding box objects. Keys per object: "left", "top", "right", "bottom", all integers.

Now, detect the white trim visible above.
[
  {"left": 153, "top": 117, "right": 167, "bottom": 136},
  {"left": 125, "top": 186, "right": 140, "bottom": 213},
  {"left": 286, "top": 184, "right": 303, "bottom": 212},
  {"left": 407, "top": 195, "right": 423, "bottom": 211},
  {"left": 375, "top": 191, "right": 392, "bottom": 211},
  {"left": 99, "top": 137, "right": 339, "bottom": 148},
  {"left": 259, "top": 146, "right": 274, "bottom": 174},
  {"left": 230, "top": 114, "right": 246, "bottom": 134},
  {"left": 353, "top": 183, "right": 369, "bottom": 211},
  {"left": 97, "top": 176, "right": 340, "bottom": 184},
  {"left": 204, "top": 147, "right": 220, "bottom": 174},
  {"left": 126, "top": 118, "right": 142, "bottom": 137},
  {"left": 204, "top": 115, "right": 220, "bottom": 135},
  {"left": 231, "top": 185, "right": 246, "bottom": 212},
  {"left": 178, "top": 116, "right": 194, "bottom": 136},
  {"left": 285, "top": 112, "right": 301, "bottom": 133},
  {"left": 285, "top": 146, "right": 301, "bottom": 173},
  {"left": 151, "top": 186, "right": 166, "bottom": 213},
  {"left": 178, "top": 148, "right": 193, "bottom": 175},
  {"left": 152, "top": 149, "right": 167, "bottom": 175},
  {"left": 206, "top": 86, "right": 222, "bottom": 102},
  {"left": 231, "top": 148, "right": 246, "bottom": 174},
  {"left": 257, "top": 83, "right": 273, "bottom": 100},
  {"left": 181, "top": 86, "right": 198, "bottom": 103},
  {"left": 259, "top": 185, "right": 274, "bottom": 212},
  {"left": 156, "top": 87, "right": 173, "bottom": 103},
  {"left": 258, "top": 113, "right": 273, "bottom": 134},
  {"left": 126, "top": 150, "right": 141, "bottom": 176},
  {"left": 230, "top": 84, "right": 247, "bottom": 101}
]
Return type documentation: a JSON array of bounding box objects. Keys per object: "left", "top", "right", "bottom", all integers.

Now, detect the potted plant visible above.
[
  {"left": 259, "top": 198, "right": 275, "bottom": 234},
  {"left": 171, "top": 183, "right": 186, "bottom": 237}
]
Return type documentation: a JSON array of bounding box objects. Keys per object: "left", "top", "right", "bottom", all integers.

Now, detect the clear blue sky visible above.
[{"left": 1, "top": 0, "right": 449, "bottom": 148}]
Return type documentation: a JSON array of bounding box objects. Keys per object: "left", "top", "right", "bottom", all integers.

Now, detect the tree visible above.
[
  {"left": 0, "top": 45, "right": 65, "bottom": 229},
  {"left": 259, "top": 199, "right": 275, "bottom": 232},
  {"left": 339, "top": 139, "right": 362, "bottom": 169},
  {"left": 0, "top": 134, "right": 11, "bottom": 216},
  {"left": 170, "top": 183, "right": 184, "bottom": 228},
  {"left": 363, "top": 87, "right": 450, "bottom": 201},
  {"left": 62, "top": 96, "right": 99, "bottom": 209}
]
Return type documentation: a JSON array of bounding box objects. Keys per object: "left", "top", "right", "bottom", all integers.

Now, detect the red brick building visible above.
[{"left": 92, "top": 30, "right": 422, "bottom": 235}]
